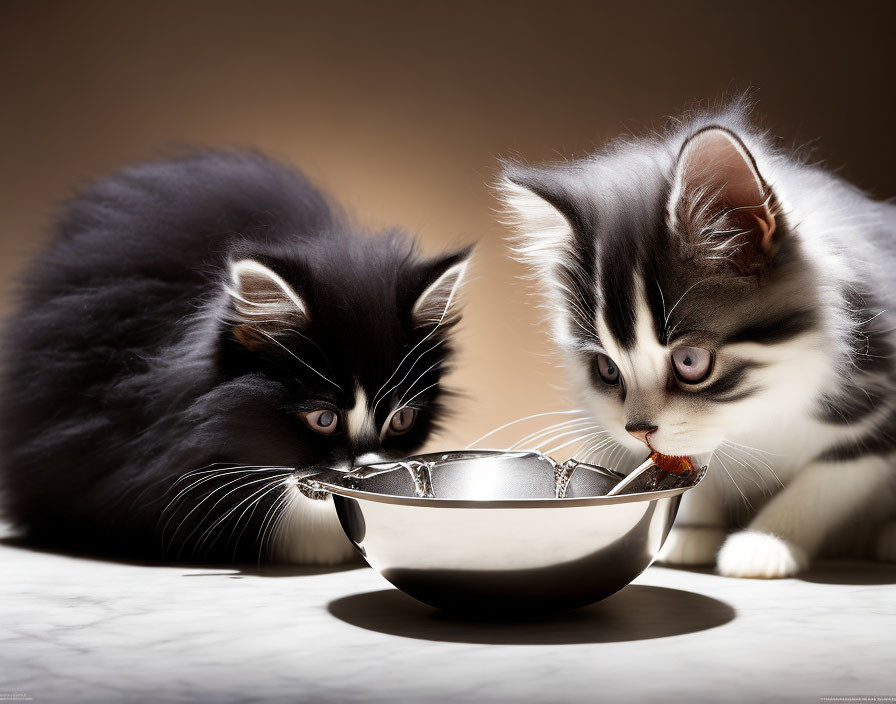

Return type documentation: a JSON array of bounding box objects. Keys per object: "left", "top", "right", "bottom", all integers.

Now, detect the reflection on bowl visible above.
[{"left": 298, "top": 450, "right": 705, "bottom": 612}]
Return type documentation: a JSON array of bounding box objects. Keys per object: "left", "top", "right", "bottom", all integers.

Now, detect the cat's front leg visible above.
[
  {"left": 659, "top": 474, "right": 728, "bottom": 566},
  {"left": 717, "top": 454, "right": 894, "bottom": 578}
]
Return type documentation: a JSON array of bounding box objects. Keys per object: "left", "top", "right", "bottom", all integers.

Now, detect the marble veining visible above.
[{"left": 0, "top": 522, "right": 894, "bottom": 703}]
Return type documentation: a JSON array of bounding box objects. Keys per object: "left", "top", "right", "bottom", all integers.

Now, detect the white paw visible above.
[
  {"left": 874, "top": 521, "right": 896, "bottom": 563},
  {"left": 659, "top": 526, "right": 726, "bottom": 566},
  {"left": 717, "top": 531, "right": 808, "bottom": 578}
]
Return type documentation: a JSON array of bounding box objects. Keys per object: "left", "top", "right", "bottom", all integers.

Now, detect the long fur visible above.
[
  {"left": 500, "top": 99, "right": 896, "bottom": 577},
  {"left": 0, "top": 150, "right": 470, "bottom": 564}
]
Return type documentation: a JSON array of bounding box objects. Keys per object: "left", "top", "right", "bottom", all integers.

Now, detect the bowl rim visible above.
[{"left": 301, "top": 449, "right": 706, "bottom": 509}]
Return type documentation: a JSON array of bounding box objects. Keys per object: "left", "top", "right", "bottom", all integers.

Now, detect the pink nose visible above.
[{"left": 625, "top": 424, "right": 657, "bottom": 445}]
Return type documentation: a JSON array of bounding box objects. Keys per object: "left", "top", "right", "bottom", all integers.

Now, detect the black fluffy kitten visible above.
[{"left": 0, "top": 151, "right": 470, "bottom": 564}]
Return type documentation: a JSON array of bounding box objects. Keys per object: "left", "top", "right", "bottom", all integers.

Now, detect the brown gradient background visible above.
[{"left": 1, "top": 0, "right": 894, "bottom": 453}]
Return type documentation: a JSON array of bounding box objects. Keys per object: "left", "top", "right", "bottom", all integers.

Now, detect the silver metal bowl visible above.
[{"left": 298, "top": 450, "right": 705, "bottom": 612}]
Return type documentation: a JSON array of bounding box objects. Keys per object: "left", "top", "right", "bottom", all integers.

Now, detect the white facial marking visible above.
[{"left": 346, "top": 381, "right": 377, "bottom": 444}]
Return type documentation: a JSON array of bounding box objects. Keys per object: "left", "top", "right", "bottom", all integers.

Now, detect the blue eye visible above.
[
  {"left": 300, "top": 409, "right": 339, "bottom": 434},
  {"left": 596, "top": 354, "right": 620, "bottom": 385}
]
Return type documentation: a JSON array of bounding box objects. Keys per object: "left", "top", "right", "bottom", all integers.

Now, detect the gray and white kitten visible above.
[{"left": 500, "top": 105, "right": 896, "bottom": 578}]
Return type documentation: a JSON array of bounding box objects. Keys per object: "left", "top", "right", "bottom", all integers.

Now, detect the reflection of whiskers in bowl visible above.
[{"left": 298, "top": 450, "right": 706, "bottom": 613}]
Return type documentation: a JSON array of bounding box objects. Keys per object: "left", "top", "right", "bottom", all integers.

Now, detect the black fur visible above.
[{"left": 0, "top": 150, "right": 468, "bottom": 561}]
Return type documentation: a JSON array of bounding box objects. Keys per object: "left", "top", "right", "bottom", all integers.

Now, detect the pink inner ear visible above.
[
  {"left": 676, "top": 128, "right": 777, "bottom": 256},
  {"left": 751, "top": 211, "right": 777, "bottom": 253}
]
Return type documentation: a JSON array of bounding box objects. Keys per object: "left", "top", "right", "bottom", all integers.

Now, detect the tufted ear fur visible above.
[
  {"left": 497, "top": 164, "right": 589, "bottom": 283},
  {"left": 670, "top": 127, "right": 780, "bottom": 276},
  {"left": 498, "top": 164, "right": 599, "bottom": 349},
  {"left": 226, "top": 259, "right": 307, "bottom": 349},
  {"left": 410, "top": 248, "right": 472, "bottom": 329}
]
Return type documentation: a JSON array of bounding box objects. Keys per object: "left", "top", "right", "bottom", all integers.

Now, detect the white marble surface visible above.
[{"left": 1, "top": 529, "right": 895, "bottom": 704}]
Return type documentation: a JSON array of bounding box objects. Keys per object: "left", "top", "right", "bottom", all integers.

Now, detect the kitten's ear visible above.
[
  {"left": 226, "top": 259, "right": 307, "bottom": 349},
  {"left": 410, "top": 247, "right": 473, "bottom": 329},
  {"left": 498, "top": 164, "right": 595, "bottom": 349},
  {"left": 497, "top": 164, "right": 587, "bottom": 281},
  {"left": 670, "top": 127, "right": 780, "bottom": 275}
]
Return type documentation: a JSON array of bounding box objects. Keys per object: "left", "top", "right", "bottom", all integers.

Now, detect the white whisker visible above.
[
  {"left": 394, "top": 381, "right": 441, "bottom": 411},
  {"left": 255, "top": 329, "right": 342, "bottom": 390},
  {"left": 543, "top": 430, "right": 603, "bottom": 456},
  {"left": 159, "top": 466, "right": 288, "bottom": 525},
  {"left": 713, "top": 450, "right": 752, "bottom": 510},
  {"left": 194, "top": 476, "right": 291, "bottom": 555},
  {"left": 258, "top": 491, "right": 291, "bottom": 564},
  {"left": 372, "top": 289, "right": 459, "bottom": 406},
  {"left": 391, "top": 358, "right": 445, "bottom": 412},
  {"left": 508, "top": 418, "right": 597, "bottom": 450},
  {"left": 162, "top": 476, "right": 280, "bottom": 549},
  {"left": 465, "top": 410, "right": 588, "bottom": 449}
]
